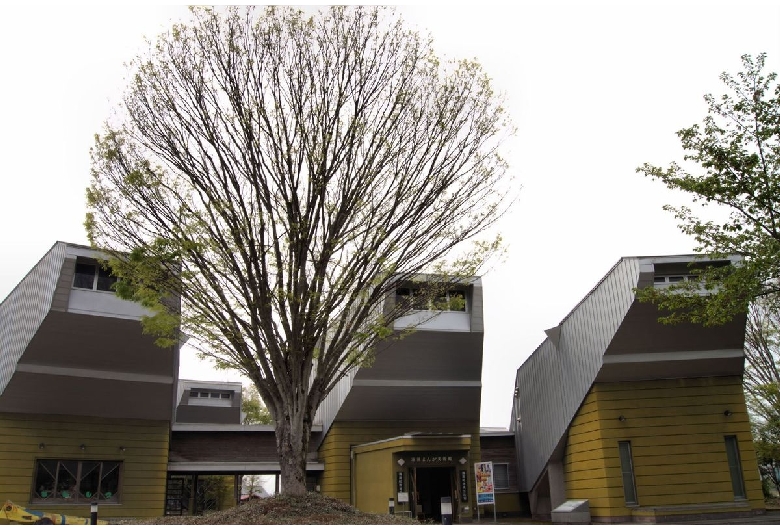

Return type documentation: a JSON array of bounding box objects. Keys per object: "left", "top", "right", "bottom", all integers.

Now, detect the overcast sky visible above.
[{"left": 1, "top": 2, "right": 778, "bottom": 428}]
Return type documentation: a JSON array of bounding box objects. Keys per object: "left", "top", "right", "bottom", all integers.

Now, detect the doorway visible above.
[{"left": 411, "top": 467, "right": 455, "bottom": 522}]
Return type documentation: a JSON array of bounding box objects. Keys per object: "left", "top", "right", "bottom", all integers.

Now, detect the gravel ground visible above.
[{"left": 116, "top": 493, "right": 420, "bottom": 525}]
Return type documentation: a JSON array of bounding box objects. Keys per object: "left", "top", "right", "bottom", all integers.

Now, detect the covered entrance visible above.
[
  {"left": 351, "top": 433, "right": 474, "bottom": 522},
  {"left": 410, "top": 466, "right": 457, "bottom": 522}
]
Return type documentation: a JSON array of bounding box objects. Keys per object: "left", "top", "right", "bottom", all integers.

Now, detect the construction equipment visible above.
[{"left": 1, "top": 501, "right": 107, "bottom": 525}]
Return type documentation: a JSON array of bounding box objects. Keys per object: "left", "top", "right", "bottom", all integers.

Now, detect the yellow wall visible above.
[
  {"left": 0, "top": 412, "right": 169, "bottom": 522},
  {"left": 494, "top": 492, "right": 522, "bottom": 514},
  {"left": 352, "top": 434, "right": 474, "bottom": 516},
  {"left": 565, "top": 376, "right": 763, "bottom": 520},
  {"left": 319, "top": 420, "right": 481, "bottom": 507},
  {"left": 354, "top": 446, "right": 393, "bottom": 514}
]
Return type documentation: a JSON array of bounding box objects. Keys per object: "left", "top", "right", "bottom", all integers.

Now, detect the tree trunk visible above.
[{"left": 274, "top": 403, "right": 312, "bottom": 495}]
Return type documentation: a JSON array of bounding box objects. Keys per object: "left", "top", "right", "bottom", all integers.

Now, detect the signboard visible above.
[
  {"left": 459, "top": 470, "right": 468, "bottom": 502},
  {"left": 474, "top": 462, "right": 495, "bottom": 505},
  {"left": 398, "top": 492, "right": 409, "bottom": 503},
  {"left": 397, "top": 472, "right": 404, "bottom": 493}
]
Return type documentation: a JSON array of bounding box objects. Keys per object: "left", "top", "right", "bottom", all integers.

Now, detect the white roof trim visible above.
[{"left": 602, "top": 349, "right": 743, "bottom": 364}]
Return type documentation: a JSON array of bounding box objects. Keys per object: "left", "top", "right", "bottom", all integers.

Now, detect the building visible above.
[
  {"left": 0, "top": 242, "right": 179, "bottom": 520},
  {"left": 314, "top": 277, "right": 492, "bottom": 521},
  {"left": 511, "top": 255, "right": 764, "bottom": 523},
  {"left": 0, "top": 245, "right": 765, "bottom": 523}
]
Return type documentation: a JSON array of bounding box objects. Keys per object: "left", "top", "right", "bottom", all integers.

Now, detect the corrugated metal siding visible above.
[
  {"left": 313, "top": 363, "right": 358, "bottom": 433},
  {"left": 514, "top": 258, "right": 640, "bottom": 490},
  {"left": 0, "top": 243, "right": 65, "bottom": 395}
]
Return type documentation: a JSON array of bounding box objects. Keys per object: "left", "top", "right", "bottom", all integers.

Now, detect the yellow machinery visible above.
[{"left": 1, "top": 501, "right": 107, "bottom": 525}]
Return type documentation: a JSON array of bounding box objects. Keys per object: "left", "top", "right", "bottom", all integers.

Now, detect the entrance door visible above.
[{"left": 412, "top": 467, "right": 455, "bottom": 522}]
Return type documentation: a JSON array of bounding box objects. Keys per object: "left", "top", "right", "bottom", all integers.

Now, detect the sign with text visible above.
[
  {"left": 397, "top": 471, "right": 404, "bottom": 493},
  {"left": 474, "top": 461, "right": 495, "bottom": 505},
  {"left": 460, "top": 470, "right": 468, "bottom": 502}
]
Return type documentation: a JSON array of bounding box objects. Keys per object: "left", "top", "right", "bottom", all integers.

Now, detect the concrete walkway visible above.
[{"left": 465, "top": 509, "right": 780, "bottom": 525}]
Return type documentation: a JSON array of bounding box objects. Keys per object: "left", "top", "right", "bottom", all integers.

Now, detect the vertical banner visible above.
[
  {"left": 474, "top": 461, "right": 495, "bottom": 505},
  {"left": 459, "top": 470, "right": 468, "bottom": 502}
]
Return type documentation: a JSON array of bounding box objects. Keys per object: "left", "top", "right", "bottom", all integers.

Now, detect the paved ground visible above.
[{"left": 464, "top": 508, "right": 780, "bottom": 525}]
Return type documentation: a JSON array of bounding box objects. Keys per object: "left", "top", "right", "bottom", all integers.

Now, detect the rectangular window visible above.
[
  {"left": 72, "top": 260, "right": 118, "bottom": 292},
  {"left": 396, "top": 286, "right": 466, "bottom": 311},
  {"left": 32, "top": 460, "right": 121, "bottom": 504},
  {"left": 493, "top": 463, "right": 510, "bottom": 490},
  {"left": 724, "top": 436, "right": 747, "bottom": 499},
  {"left": 618, "top": 441, "right": 638, "bottom": 506},
  {"left": 73, "top": 263, "right": 97, "bottom": 289}
]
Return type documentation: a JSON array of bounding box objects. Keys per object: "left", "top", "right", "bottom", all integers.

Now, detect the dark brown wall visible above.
[
  {"left": 170, "top": 431, "right": 279, "bottom": 462},
  {"left": 480, "top": 435, "right": 520, "bottom": 491},
  {"left": 605, "top": 301, "right": 746, "bottom": 355},
  {"left": 176, "top": 405, "right": 241, "bottom": 424}
]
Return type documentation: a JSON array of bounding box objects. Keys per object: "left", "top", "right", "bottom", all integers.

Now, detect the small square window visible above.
[{"left": 73, "top": 263, "right": 97, "bottom": 289}]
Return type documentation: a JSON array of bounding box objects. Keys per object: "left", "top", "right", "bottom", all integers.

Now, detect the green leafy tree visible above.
[
  {"left": 242, "top": 387, "right": 272, "bottom": 425},
  {"left": 636, "top": 53, "right": 780, "bottom": 325},
  {"left": 85, "top": 6, "right": 513, "bottom": 494}
]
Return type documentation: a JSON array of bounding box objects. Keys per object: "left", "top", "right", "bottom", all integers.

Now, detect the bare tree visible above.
[
  {"left": 744, "top": 300, "right": 780, "bottom": 494},
  {"left": 86, "top": 6, "right": 513, "bottom": 494},
  {"left": 745, "top": 301, "right": 780, "bottom": 421}
]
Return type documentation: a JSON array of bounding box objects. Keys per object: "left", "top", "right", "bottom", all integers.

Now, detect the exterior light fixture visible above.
[
  {"left": 397, "top": 458, "right": 405, "bottom": 467},
  {"left": 724, "top": 410, "right": 732, "bottom": 417},
  {"left": 513, "top": 387, "right": 519, "bottom": 398},
  {"left": 38, "top": 443, "right": 45, "bottom": 450},
  {"left": 119, "top": 446, "right": 127, "bottom": 452},
  {"left": 618, "top": 415, "right": 626, "bottom": 422},
  {"left": 80, "top": 444, "right": 87, "bottom": 451}
]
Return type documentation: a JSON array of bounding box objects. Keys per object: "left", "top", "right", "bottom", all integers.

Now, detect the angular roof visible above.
[{"left": 512, "top": 254, "right": 746, "bottom": 491}]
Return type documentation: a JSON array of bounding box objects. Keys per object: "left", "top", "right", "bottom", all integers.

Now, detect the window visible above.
[
  {"left": 618, "top": 441, "right": 638, "bottom": 506},
  {"left": 189, "top": 390, "right": 232, "bottom": 399},
  {"left": 653, "top": 274, "right": 700, "bottom": 286},
  {"left": 724, "top": 436, "right": 747, "bottom": 499},
  {"left": 493, "top": 463, "right": 510, "bottom": 490},
  {"left": 32, "top": 460, "right": 121, "bottom": 504},
  {"left": 72, "top": 260, "right": 117, "bottom": 292},
  {"left": 395, "top": 287, "right": 466, "bottom": 311}
]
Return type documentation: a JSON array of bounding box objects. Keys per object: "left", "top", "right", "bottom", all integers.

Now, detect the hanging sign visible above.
[
  {"left": 460, "top": 470, "right": 468, "bottom": 502},
  {"left": 474, "top": 461, "right": 495, "bottom": 505}
]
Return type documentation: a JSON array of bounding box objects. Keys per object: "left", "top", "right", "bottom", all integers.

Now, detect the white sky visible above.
[{"left": 1, "top": 2, "right": 778, "bottom": 428}]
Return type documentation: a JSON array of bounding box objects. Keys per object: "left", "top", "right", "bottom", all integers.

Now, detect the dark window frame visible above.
[
  {"left": 724, "top": 435, "right": 747, "bottom": 500},
  {"left": 618, "top": 441, "right": 638, "bottom": 506},
  {"left": 31, "top": 459, "right": 122, "bottom": 505},
  {"left": 72, "top": 259, "right": 118, "bottom": 292}
]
